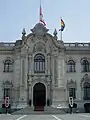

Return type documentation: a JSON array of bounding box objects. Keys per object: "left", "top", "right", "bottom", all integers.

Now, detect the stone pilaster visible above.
[
  {"left": 28, "top": 79, "right": 32, "bottom": 99},
  {"left": 29, "top": 54, "right": 32, "bottom": 75},
  {"left": 54, "top": 56, "right": 58, "bottom": 86},
  {"left": 57, "top": 55, "right": 65, "bottom": 87},
  {"left": 22, "top": 59, "right": 25, "bottom": 85},
  {"left": 20, "top": 55, "right": 25, "bottom": 86},
  {"left": 47, "top": 81, "right": 51, "bottom": 99},
  {"left": 47, "top": 54, "right": 50, "bottom": 75}
]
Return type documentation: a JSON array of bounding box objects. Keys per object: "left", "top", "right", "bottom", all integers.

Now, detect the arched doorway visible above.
[{"left": 33, "top": 83, "right": 46, "bottom": 107}]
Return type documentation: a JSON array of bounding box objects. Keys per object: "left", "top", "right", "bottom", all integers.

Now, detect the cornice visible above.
[
  {"left": 65, "top": 50, "right": 90, "bottom": 54},
  {"left": 0, "top": 51, "right": 14, "bottom": 55}
]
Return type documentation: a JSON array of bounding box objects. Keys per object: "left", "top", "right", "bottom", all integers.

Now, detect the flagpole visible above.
[
  {"left": 60, "top": 30, "right": 62, "bottom": 41},
  {"left": 59, "top": 30, "right": 62, "bottom": 41},
  {"left": 39, "top": 0, "right": 41, "bottom": 23},
  {"left": 59, "top": 17, "right": 62, "bottom": 41}
]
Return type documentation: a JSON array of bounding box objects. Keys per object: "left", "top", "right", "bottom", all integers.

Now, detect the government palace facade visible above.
[{"left": 0, "top": 23, "right": 90, "bottom": 110}]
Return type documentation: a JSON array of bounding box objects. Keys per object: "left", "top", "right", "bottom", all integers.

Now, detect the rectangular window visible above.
[
  {"left": 81, "top": 65, "right": 89, "bottom": 72},
  {"left": 69, "top": 88, "right": 76, "bottom": 98},
  {"left": 84, "top": 88, "right": 90, "bottom": 100},
  {"left": 9, "top": 64, "right": 13, "bottom": 72},
  {"left": 4, "top": 88, "right": 10, "bottom": 99},
  {"left": 68, "top": 65, "right": 75, "bottom": 72},
  {"left": 4, "top": 63, "right": 13, "bottom": 72},
  {"left": 34, "top": 61, "right": 45, "bottom": 73},
  {"left": 4, "top": 64, "right": 9, "bottom": 72}
]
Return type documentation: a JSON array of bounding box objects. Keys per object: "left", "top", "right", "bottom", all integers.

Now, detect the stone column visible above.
[
  {"left": 28, "top": 54, "right": 33, "bottom": 106},
  {"left": 23, "top": 55, "right": 27, "bottom": 89},
  {"left": 54, "top": 57, "right": 58, "bottom": 86},
  {"left": 14, "top": 56, "right": 21, "bottom": 86},
  {"left": 20, "top": 58, "right": 22, "bottom": 85},
  {"left": 47, "top": 54, "right": 50, "bottom": 75},
  {"left": 57, "top": 55, "right": 65, "bottom": 87},
  {"left": 28, "top": 80, "right": 32, "bottom": 106},
  {"left": 81, "top": 87, "right": 83, "bottom": 100},
  {"left": 29, "top": 54, "right": 32, "bottom": 75},
  {"left": 22, "top": 59, "right": 25, "bottom": 85},
  {"left": 47, "top": 80, "right": 51, "bottom": 106},
  {"left": 24, "top": 54, "right": 29, "bottom": 104},
  {"left": 47, "top": 81, "right": 50, "bottom": 99}
]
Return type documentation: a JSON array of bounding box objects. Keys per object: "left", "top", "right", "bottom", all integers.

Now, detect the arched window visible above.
[
  {"left": 67, "top": 60, "right": 75, "bottom": 72},
  {"left": 34, "top": 54, "right": 45, "bottom": 73},
  {"left": 81, "top": 59, "right": 89, "bottom": 72},
  {"left": 4, "top": 59, "right": 13, "bottom": 72},
  {"left": 83, "top": 82, "right": 90, "bottom": 100}
]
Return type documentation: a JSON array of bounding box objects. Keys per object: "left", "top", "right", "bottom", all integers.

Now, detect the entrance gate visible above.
[{"left": 33, "top": 83, "right": 46, "bottom": 110}]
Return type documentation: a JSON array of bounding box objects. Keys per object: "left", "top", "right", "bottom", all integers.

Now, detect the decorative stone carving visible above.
[
  {"left": 80, "top": 57, "right": 88, "bottom": 63},
  {"left": 22, "top": 28, "right": 26, "bottom": 36},
  {"left": 52, "top": 39, "right": 65, "bottom": 52},
  {"left": 80, "top": 74, "right": 90, "bottom": 88},
  {"left": 22, "top": 28, "right": 26, "bottom": 40},
  {"left": 31, "top": 23, "right": 49, "bottom": 36},
  {"left": 53, "top": 29, "right": 57, "bottom": 40},
  {"left": 2, "top": 80, "right": 13, "bottom": 89},
  {"left": 33, "top": 42, "right": 46, "bottom": 53},
  {"left": 15, "top": 40, "right": 22, "bottom": 46},
  {"left": 65, "top": 57, "right": 76, "bottom": 64},
  {"left": 3, "top": 57, "right": 14, "bottom": 63},
  {"left": 67, "top": 79, "right": 77, "bottom": 89},
  {"left": 43, "top": 36, "right": 48, "bottom": 43}
]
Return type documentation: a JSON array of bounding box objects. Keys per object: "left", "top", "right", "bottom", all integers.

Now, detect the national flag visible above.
[
  {"left": 59, "top": 18, "right": 65, "bottom": 31},
  {"left": 40, "top": 5, "right": 46, "bottom": 26}
]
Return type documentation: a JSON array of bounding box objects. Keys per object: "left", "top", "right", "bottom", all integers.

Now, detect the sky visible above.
[{"left": 0, "top": 0, "right": 90, "bottom": 43}]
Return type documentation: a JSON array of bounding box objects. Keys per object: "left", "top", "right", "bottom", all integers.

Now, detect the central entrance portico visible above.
[{"left": 33, "top": 83, "right": 46, "bottom": 110}]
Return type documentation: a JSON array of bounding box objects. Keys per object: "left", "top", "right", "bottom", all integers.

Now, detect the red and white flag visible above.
[{"left": 40, "top": 5, "right": 46, "bottom": 26}]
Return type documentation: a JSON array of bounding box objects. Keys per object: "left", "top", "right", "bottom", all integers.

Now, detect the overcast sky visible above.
[{"left": 0, "top": 0, "right": 90, "bottom": 42}]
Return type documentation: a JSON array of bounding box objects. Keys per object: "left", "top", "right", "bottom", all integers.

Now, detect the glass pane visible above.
[
  {"left": 69, "top": 88, "right": 76, "bottom": 98},
  {"left": 5, "top": 64, "right": 9, "bottom": 72},
  {"left": 73, "top": 88, "right": 76, "bottom": 98},
  {"left": 9, "top": 64, "right": 13, "bottom": 71},
  {"left": 88, "top": 88, "right": 90, "bottom": 98},
  {"left": 84, "top": 87, "right": 90, "bottom": 100},
  {"left": 42, "top": 62, "right": 45, "bottom": 72},
  {"left": 4, "top": 88, "right": 10, "bottom": 99},
  {"left": 40, "top": 62, "right": 41, "bottom": 71},
  {"left": 69, "top": 88, "right": 73, "bottom": 97},
  {"left": 37, "top": 62, "right": 39, "bottom": 72},
  {"left": 34, "top": 54, "right": 45, "bottom": 73},
  {"left": 34, "top": 62, "right": 36, "bottom": 71},
  {"left": 81, "top": 60, "right": 89, "bottom": 72}
]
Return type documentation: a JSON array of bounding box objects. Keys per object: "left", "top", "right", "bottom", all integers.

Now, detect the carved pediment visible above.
[
  {"left": 3, "top": 57, "right": 14, "bottom": 63},
  {"left": 80, "top": 74, "right": 90, "bottom": 88},
  {"left": 33, "top": 42, "right": 46, "bottom": 53},
  {"left": 2, "top": 80, "right": 13, "bottom": 88},
  {"left": 67, "top": 79, "right": 77, "bottom": 89},
  {"left": 31, "top": 23, "right": 49, "bottom": 36}
]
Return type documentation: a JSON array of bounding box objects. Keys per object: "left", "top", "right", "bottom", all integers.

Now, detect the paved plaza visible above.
[{"left": 0, "top": 113, "right": 90, "bottom": 120}]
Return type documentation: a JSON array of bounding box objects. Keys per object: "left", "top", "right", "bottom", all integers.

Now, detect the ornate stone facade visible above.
[{"left": 0, "top": 23, "right": 90, "bottom": 110}]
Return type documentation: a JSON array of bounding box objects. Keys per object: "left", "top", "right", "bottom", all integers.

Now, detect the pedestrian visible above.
[{"left": 69, "top": 104, "right": 72, "bottom": 114}]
